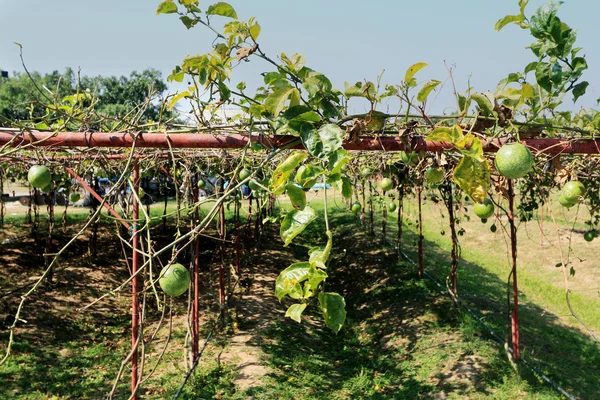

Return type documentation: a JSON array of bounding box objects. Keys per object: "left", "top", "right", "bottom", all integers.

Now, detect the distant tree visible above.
[{"left": 0, "top": 68, "right": 172, "bottom": 128}]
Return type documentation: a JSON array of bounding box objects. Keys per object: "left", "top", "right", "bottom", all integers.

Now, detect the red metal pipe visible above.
[
  {"left": 508, "top": 179, "right": 521, "bottom": 360},
  {"left": 131, "top": 163, "right": 140, "bottom": 400},
  {"left": 64, "top": 167, "right": 131, "bottom": 230},
  {"left": 3, "top": 130, "right": 600, "bottom": 154}
]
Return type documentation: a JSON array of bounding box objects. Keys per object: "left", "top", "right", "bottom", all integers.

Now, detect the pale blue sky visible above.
[{"left": 0, "top": 0, "right": 598, "bottom": 114}]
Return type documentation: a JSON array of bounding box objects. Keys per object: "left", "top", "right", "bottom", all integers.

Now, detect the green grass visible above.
[
  {"left": 332, "top": 191, "right": 600, "bottom": 399},
  {"left": 1, "top": 192, "right": 597, "bottom": 399},
  {"left": 228, "top": 206, "right": 560, "bottom": 399}
]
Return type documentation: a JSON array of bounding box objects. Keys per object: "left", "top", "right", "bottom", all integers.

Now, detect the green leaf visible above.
[
  {"left": 206, "top": 2, "right": 238, "bottom": 19},
  {"left": 470, "top": 93, "right": 494, "bottom": 116},
  {"left": 286, "top": 182, "right": 307, "bottom": 210},
  {"left": 535, "top": 62, "right": 553, "bottom": 92},
  {"left": 453, "top": 156, "right": 490, "bottom": 204},
  {"left": 303, "top": 73, "right": 333, "bottom": 97},
  {"left": 341, "top": 176, "right": 353, "bottom": 200},
  {"left": 524, "top": 61, "right": 538, "bottom": 74},
  {"left": 343, "top": 81, "right": 375, "bottom": 99},
  {"left": 405, "top": 62, "right": 428, "bottom": 87},
  {"left": 280, "top": 206, "right": 317, "bottom": 246},
  {"left": 295, "top": 165, "right": 324, "bottom": 189},
  {"left": 156, "top": 1, "right": 178, "bottom": 15},
  {"left": 180, "top": 16, "right": 198, "bottom": 29},
  {"left": 285, "top": 303, "right": 307, "bottom": 323},
  {"left": 168, "top": 91, "right": 190, "bottom": 109},
  {"left": 318, "top": 292, "right": 346, "bottom": 334},
  {"left": 308, "top": 230, "right": 333, "bottom": 269},
  {"left": 265, "top": 87, "right": 300, "bottom": 116},
  {"left": 218, "top": 81, "right": 231, "bottom": 101},
  {"left": 417, "top": 80, "right": 441, "bottom": 103},
  {"left": 494, "top": 14, "right": 523, "bottom": 32},
  {"left": 249, "top": 22, "right": 261, "bottom": 41},
  {"left": 271, "top": 151, "right": 307, "bottom": 194},
  {"left": 573, "top": 81, "right": 589, "bottom": 103},
  {"left": 302, "top": 124, "right": 344, "bottom": 159},
  {"left": 275, "top": 262, "right": 310, "bottom": 300},
  {"left": 306, "top": 265, "right": 328, "bottom": 291},
  {"left": 328, "top": 149, "right": 350, "bottom": 175},
  {"left": 529, "top": 1, "right": 561, "bottom": 40},
  {"left": 457, "top": 93, "right": 470, "bottom": 113}
]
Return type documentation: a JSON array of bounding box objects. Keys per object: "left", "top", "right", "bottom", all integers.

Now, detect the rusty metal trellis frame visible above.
[
  {"left": 4, "top": 129, "right": 600, "bottom": 399},
  {"left": 2, "top": 130, "right": 600, "bottom": 154}
]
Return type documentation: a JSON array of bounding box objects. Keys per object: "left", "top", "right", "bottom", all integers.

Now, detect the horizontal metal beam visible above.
[{"left": 1, "top": 131, "right": 599, "bottom": 155}]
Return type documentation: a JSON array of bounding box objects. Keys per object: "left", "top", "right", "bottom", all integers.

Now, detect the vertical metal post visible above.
[
  {"left": 131, "top": 163, "right": 140, "bottom": 400},
  {"left": 397, "top": 185, "right": 403, "bottom": 251},
  {"left": 219, "top": 194, "right": 226, "bottom": 306},
  {"left": 192, "top": 174, "right": 199, "bottom": 359},
  {"left": 368, "top": 182, "right": 374, "bottom": 235},
  {"left": 508, "top": 179, "right": 521, "bottom": 360},
  {"left": 417, "top": 186, "right": 424, "bottom": 279},
  {"left": 446, "top": 184, "right": 458, "bottom": 295},
  {"left": 361, "top": 182, "right": 366, "bottom": 226}
]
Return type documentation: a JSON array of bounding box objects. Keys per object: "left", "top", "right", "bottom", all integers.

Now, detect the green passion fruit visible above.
[
  {"left": 27, "top": 165, "right": 52, "bottom": 189},
  {"left": 558, "top": 194, "right": 577, "bottom": 208},
  {"left": 379, "top": 177, "right": 394, "bottom": 192},
  {"left": 248, "top": 179, "right": 263, "bottom": 191},
  {"left": 561, "top": 181, "right": 585, "bottom": 204},
  {"left": 473, "top": 198, "right": 495, "bottom": 219},
  {"left": 239, "top": 169, "right": 252, "bottom": 181},
  {"left": 583, "top": 231, "right": 595, "bottom": 242},
  {"left": 351, "top": 202, "right": 362, "bottom": 214},
  {"left": 69, "top": 192, "right": 81, "bottom": 203},
  {"left": 425, "top": 167, "right": 444, "bottom": 185},
  {"left": 360, "top": 168, "right": 372, "bottom": 178},
  {"left": 387, "top": 202, "right": 397, "bottom": 212},
  {"left": 197, "top": 179, "right": 206, "bottom": 189},
  {"left": 494, "top": 143, "right": 533, "bottom": 179},
  {"left": 159, "top": 263, "right": 191, "bottom": 297}
]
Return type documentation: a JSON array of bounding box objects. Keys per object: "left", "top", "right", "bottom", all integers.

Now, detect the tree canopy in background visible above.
[{"left": 0, "top": 68, "right": 171, "bottom": 129}]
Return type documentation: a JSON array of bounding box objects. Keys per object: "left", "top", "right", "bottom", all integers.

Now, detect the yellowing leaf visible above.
[
  {"left": 265, "top": 87, "right": 300, "bottom": 116},
  {"left": 417, "top": 80, "right": 441, "bottom": 103},
  {"left": 206, "top": 2, "right": 238, "bottom": 19},
  {"left": 426, "top": 127, "right": 454, "bottom": 143},
  {"left": 285, "top": 303, "right": 307, "bottom": 323},
  {"left": 156, "top": 0, "right": 178, "bottom": 15},
  {"left": 168, "top": 91, "right": 190, "bottom": 110},
  {"left": 494, "top": 14, "right": 524, "bottom": 32},
  {"left": 453, "top": 156, "right": 490, "bottom": 204},
  {"left": 271, "top": 151, "right": 306, "bottom": 194},
  {"left": 275, "top": 262, "right": 310, "bottom": 300},
  {"left": 249, "top": 22, "right": 261, "bottom": 41},
  {"left": 404, "top": 62, "right": 428, "bottom": 87}
]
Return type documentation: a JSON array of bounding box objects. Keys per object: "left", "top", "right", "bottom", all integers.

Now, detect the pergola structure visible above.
[{"left": 2, "top": 129, "right": 598, "bottom": 399}]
